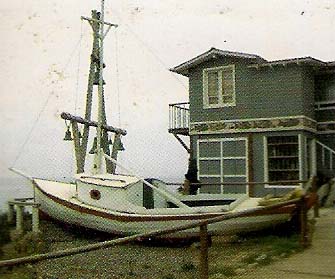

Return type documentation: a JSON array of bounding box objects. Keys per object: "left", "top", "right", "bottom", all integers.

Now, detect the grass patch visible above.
[
  {"left": 0, "top": 212, "right": 50, "bottom": 279},
  {"left": 180, "top": 261, "right": 196, "bottom": 272},
  {"left": 210, "top": 231, "right": 304, "bottom": 277},
  {"left": 210, "top": 265, "right": 237, "bottom": 277},
  {"left": 269, "top": 235, "right": 302, "bottom": 256},
  {"left": 161, "top": 274, "right": 176, "bottom": 279},
  {"left": 0, "top": 213, "right": 11, "bottom": 249}
]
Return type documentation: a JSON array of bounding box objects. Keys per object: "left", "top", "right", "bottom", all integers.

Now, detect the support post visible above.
[
  {"left": 199, "top": 224, "right": 209, "bottom": 279},
  {"left": 7, "top": 203, "right": 15, "bottom": 223},
  {"left": 309, "top": 138, "right": 317, "bottom": 176},
  {"left": 311, "top": 175, "right": 319, "bottom": 218},
  {"left": 32, "top": 205, "right": 40, "bottom": 233},
  {"left": 299, "top": 196, "right": 309, "bottom": 248},
  {"left": 16, "top": 205, "right": 24, "bottom": 233},
  {"left": 247, "top": 134, "right": 254, "bottom": 197}
]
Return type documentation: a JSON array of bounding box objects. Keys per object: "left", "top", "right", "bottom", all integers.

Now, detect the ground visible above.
[{"left": 0, "top": 214, "right": 310, "bottom": 279}]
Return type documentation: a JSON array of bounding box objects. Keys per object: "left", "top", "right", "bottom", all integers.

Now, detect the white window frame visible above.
[
  {"left": 197, "top": 137, "right": 248, "bottom": 194},
  {"left": 264, "top": 135, "right": 302, "bottom": 189},
  {"left": 203, "top": 65, "right": 236, "bottom": 109}
]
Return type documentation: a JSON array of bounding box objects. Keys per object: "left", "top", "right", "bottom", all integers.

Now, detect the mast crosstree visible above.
[{"left": 61, "top": 1, "right": 124, "bottom": 175}]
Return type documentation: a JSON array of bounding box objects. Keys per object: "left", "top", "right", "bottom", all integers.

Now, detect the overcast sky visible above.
[{"left": 1, "top": 0, "right": 335, "bottom": 182}]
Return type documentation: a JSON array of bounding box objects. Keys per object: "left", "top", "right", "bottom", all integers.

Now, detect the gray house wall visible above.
[
  {"left": 191, "top": 130, "right": 312, "bottom": 196},
  {"left": 188, "top": 57, "right": 313, "bottom": 124},
  {"left": 177, "top": 53, "right": 335, "bottom": 196}
]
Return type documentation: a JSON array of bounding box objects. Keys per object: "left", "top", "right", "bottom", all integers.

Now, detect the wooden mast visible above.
[
  {"left": 93, "top": 0, "right": 106, "bottom": 174},
  {"left": 64, "top": 2, "right": 120, "bottom": 174}
]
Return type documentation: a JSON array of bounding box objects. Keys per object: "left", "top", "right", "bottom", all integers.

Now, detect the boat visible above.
[{"left": 10, "top": 1, "right": 316, "bottom": 239}]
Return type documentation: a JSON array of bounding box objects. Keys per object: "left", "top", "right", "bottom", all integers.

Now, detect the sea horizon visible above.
[{"left": 0, "top": 176, "right": 33, "bottom": 212}]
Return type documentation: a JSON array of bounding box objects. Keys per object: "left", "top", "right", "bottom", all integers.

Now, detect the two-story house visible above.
[{"left": 169, "top": 48, "right": 335, "bottom": 196}]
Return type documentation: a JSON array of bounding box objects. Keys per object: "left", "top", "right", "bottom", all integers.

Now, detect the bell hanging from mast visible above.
[
  {"left": 89, "top": 137, "right": 98, "bottom": 154},
  {"left": 63, "top": 125, "right": 73, "bottom": 141},
  {"left": 108, "top": 135, "right": 113, "bottom": 145},
  {"left": 114, "top": 136, "right": 125, "bottom": 151}
]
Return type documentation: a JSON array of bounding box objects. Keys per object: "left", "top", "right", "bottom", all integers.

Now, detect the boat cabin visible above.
[{"left": 169, "top": 48, "right": 335, "bottom": 196}]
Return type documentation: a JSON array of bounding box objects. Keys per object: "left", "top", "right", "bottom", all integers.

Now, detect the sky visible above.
[{"left": 1, "top": 0, "right": 335, "bottom": 183}]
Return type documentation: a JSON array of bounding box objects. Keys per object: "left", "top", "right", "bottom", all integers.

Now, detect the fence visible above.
[{"left": 0, "top": 189, "right": 317, "bottom": 279}]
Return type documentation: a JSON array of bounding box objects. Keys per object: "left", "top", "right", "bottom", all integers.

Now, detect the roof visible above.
[
  {"left": 171, "top": 48, "right": 332, "bottom": 76},
  {"left": 248, "top": 56, "right": 327, "bottom": 69},
  {"left": 170, "top": 48, "right": 266, "bottom": 76}
]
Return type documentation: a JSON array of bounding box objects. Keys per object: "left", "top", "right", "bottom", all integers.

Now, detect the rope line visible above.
[
  {"left": 74, "top": 20, "right": 84, "bottom": 115},
  {"left": 11, "top": 92, "right": 54, "bottom": 167},
  {"left": 111, "top": 10, "right": 188, "bottom": 91},
  {"left": 11, "top": 32, "right": 84, "bottom": 168},
  {"left": 115, "top": 29, "right": 121, "bottom": 127}
]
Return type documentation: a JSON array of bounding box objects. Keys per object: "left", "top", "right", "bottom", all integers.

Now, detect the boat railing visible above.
[
  {"left": 166, "top": 179, "right": 311, "bottom": 197},
  {"left": 168, "top": 102, "right": 190, "bottom": 131},
  {"left": 0, "top": 178, "right": 318, "bottom": 279}
]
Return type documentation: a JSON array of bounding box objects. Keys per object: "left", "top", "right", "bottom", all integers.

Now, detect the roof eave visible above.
[{"left": 170, "top": 48, "right": 265, "bottom": 77}]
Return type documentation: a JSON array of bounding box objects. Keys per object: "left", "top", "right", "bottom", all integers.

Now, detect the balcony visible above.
[
  {"left": 168, "top": 102, "right": 189, "bottom": 136},
  {"left": 315, "top": 99, "right": 335, "bottom": 134}
]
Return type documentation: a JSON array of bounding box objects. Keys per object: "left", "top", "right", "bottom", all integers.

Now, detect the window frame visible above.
[
  {"left": 263, "top": 135, "right": 302, "bottom": 189},
  {"left": 203, "top": 65, "right": 236, "bottom": 109}
]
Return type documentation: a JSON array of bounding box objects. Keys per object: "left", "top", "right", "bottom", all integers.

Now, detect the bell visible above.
[
  {"left": 93, "top": 71, "right": 106, "bottom": 85},
  {"left": 108, "top": 135, "right": 113, "bottom": 145},
  {"left": 115, "top": 137, "right": 125, "bottom": 151},
  {"left": 78, "top": 130, "right": 82, "bottom": 138},
  {"left": 89, "top": 137, "right": 98, "bottom": 154},
  {"left": 63, "top": 127, "right": 73, "bottom": 141}
]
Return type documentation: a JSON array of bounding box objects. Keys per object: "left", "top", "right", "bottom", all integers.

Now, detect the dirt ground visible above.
[{"left": 0, "top": 217, "right": 308, "bottom": 279}]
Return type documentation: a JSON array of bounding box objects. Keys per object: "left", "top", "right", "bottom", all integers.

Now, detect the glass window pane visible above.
[
  {"left": 222, "top": 95, "right": 233, "bottom": 104},
  {"left": 222, "top": 159, "right": 246, "bottom": 175},
  {"left": 208, "top": 71, "right": 219, "bottom": 97},
  {"left": 222, "top": 140, "right": 246, "bottom": 157},
  {"left": 199, "top": 142, "right": 221, "bottom": 157},
  {"left": 209, "top": 96, "right": 219, "bottom": 105},
  {"left": 199, "top": 160, "right": 221, "bottom": 175}
]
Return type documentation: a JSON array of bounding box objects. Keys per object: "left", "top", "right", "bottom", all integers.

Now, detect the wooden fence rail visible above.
[{"left": 0, "top": 195, "right": 313, "bottom": 279}]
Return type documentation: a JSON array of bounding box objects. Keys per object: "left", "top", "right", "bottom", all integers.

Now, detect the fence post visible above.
[
  {"left": 7, "top": 202, "right": 15, "bottom": 223},
  {"left": 15, "top": 205, "right": 24, "bottom": 233},
  {"left": 299, "top": 196, "right": 309, "bottom": 248},
  {"left": 199, "top": 224, "right": 209, "bottom": 279},
  {"left": 32, "top": 205, "right": 40, "bottom": 233}
]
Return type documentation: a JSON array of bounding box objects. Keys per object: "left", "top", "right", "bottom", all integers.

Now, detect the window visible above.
[
  {"left": 197, "top": 138, "right": 248, "bottom": 194},
  {"left": 265, "top": 135, "right": 300, "bottom": 186},
  {"left": 203, "top": 65, "right": 236, "bottom": 108}
]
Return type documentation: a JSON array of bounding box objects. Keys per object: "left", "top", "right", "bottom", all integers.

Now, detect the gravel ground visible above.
[
  {"left": 35, "top": 221, "right": 199, "bottom": 279},
  {"left": 1, "top": 217, "right": 307, "bottom": 279}
]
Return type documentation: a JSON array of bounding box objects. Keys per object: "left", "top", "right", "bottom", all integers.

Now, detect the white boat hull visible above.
[{"left": 33, "top": 179, "right": 294, "bottom": 238}]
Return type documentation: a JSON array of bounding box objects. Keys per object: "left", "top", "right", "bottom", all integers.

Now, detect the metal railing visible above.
[
  {"left": 316, "top": 140, "right": 335, "bottom": 171},
  {"left": 169, "top": 102, "right": 190, "bottom": 130},
  {"left": 314, "top": 99, "right": 335, "bottom": 111}
]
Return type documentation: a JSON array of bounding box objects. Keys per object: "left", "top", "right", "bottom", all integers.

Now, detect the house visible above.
[{"left": 168, "top": 48, "right": 335, "bottom": 196}]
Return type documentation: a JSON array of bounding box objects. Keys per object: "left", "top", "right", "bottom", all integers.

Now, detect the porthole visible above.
[{"left": 90, "top": 189, "right": 101, "bottom": 200}]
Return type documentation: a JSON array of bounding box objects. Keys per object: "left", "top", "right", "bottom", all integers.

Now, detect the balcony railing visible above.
[
  {"left": 314, "top": 99, "right": 335, "bottom": 111},
  {"left": 168, "top": 102, "right": 190, "bottom": 134}
]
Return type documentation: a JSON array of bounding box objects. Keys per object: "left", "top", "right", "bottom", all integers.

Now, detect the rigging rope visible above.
[
  {"left": 74, "top": 20, "right": 84, "bottom": 115},
  {"left": 11, "top": 33, "right": 84, "bottom": 168},
  {"left": 115, "top": 28, "right": 121, "bottom": 127},
  {"left": 107, "top": 4, "right": 188, "bottom": 91}
]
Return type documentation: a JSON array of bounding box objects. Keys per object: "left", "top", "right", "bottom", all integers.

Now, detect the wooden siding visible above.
[{"left": 189, "top": 57, "right": 313, "bottom": 124}]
